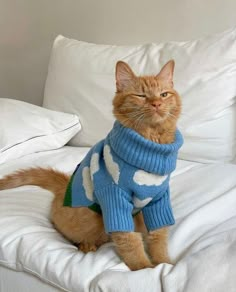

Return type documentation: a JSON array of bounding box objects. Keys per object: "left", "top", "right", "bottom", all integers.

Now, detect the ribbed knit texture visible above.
[
  {"left": 64, "top": 121, "right": 183, "bottom": 233},
  {"left": 95, "top": 185, "right": 134, "bottom": 232},
  {"left": 142, "top": 188, "right": 175, "bottom": 231},
  {"left": 108, "top": 121, "right": 183, "bottom": 175}
]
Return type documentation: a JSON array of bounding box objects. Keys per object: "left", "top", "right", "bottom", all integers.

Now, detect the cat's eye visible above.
[
  {"left": 160, "top": 92, "right": 168, "bottom": 98},
  {"left": 135, "top": 94, "right": 146, "bottom": 98}
]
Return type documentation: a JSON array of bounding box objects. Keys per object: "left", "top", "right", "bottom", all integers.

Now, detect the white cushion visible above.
[
  {"left": 1, "top": 149, "right": 236, "bottom": 291},
  {"left": 0, "top": 98, "right": 81, "bottom": 164},
  {"left": 43, "top": 28, "right": 236, "bottom": 163}
]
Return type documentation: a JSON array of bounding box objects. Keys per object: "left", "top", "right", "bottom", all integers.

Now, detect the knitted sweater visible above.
[{"left": 64, "top": 121, "right": 183, "bottom": 233}]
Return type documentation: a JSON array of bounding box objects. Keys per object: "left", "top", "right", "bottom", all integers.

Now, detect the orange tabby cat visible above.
[{"left": 0, "top": 60, "right": 181, "bottom": 271}]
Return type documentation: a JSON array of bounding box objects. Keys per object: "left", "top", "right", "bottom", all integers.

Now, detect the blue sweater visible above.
[{"left": 64, "top": 121, "right": 183, "bottom": 233}]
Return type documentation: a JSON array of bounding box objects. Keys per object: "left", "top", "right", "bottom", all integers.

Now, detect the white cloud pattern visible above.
[
  {"left": 104, "top": 145, "right": 120, "bottom": 184},
  {"left": 132, "top": 196, "right": 152, "bottom": 208},
  {"left": 82, "top": 166, "right": 94, "bottom": 201},
  {"left": 90, "top": 153, "right": 99, "bottom": 179},
  {"left": 133, "top": 170, "right": 168, "bottom": 186}
]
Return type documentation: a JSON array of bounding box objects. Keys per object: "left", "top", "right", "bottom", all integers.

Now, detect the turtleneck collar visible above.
[{"left": 106, "top": 121, "right": 183, "bottom": 175}]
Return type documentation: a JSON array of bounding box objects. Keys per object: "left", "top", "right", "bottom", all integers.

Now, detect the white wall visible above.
[{"left": 0, "top": 0, "right": 236, "bottom": 105}]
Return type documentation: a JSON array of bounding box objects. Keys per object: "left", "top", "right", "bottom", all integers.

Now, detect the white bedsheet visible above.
[{"left": 0, "top": 146, "right": 236, "bottom": 292}]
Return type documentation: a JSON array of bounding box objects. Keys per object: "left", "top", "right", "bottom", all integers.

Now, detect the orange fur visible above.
[
  {"left": 0, "top": 60, "right": 181, "bottom": 270},
  {"left": 113, "top": 61, "right": 181, "bottom": 144}
]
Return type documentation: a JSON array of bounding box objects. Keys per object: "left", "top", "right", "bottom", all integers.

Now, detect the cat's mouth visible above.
[{"left": 149, "top": 108, "right": 167, "bottom": 122}]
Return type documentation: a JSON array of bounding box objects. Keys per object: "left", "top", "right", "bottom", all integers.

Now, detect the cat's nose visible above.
[{"left": 151, "top": 100, "right": 162, "bottom": 108}]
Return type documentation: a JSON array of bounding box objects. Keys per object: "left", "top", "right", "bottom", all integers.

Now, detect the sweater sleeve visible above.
[
  {"left": 95, "top": 185, "right": 134, "bottom": 233},
  {"left": 142, "top": 187, "right": 175, "bottom": 231}
]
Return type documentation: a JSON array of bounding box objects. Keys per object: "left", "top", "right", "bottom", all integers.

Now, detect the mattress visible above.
[{"left": 0, "top": 146, "right": 236, "bottom": 292}]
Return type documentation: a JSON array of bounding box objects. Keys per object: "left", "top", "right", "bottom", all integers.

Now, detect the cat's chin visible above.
[{"left": 149, "top": 113, "right": 167, "bottom": 125}]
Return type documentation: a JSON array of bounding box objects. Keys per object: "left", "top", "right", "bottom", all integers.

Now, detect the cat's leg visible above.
[
  {"left": 51, "top": 191, "right": 110, "bottom": 252},
  {"left": 78, "top": 216, "right": 110, "bottom": 253},
  {"left": 134, "top": 212, "right": 147, "bottom": 233},
  {"left": 93, "top": 187, "right": 152, "bottom": 270},
  {"left": 111, "top": 232, "right": 153, "bottom": 270},
  {"left": 134, "top": 213, "right": 170, "bottom": 265},
  {"left": 146, "top": 227, "right": 171, "bottom": 265}
]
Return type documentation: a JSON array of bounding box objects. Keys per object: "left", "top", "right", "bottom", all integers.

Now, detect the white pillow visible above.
[
  {"left": 0, "top": 98, "right": 81, "bottom": 164},
  {"left": 43, "top": 27, "right": 236, "bottom": 163}
]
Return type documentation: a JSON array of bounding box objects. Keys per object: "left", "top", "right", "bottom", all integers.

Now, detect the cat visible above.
[{"left": 0, "top": 60, "right": 182, "bottom": 271}]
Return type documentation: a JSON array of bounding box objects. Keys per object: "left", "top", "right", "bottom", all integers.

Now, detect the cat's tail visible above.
[{"left": 0, "top": 167, "right": 70, "bottom": 194}]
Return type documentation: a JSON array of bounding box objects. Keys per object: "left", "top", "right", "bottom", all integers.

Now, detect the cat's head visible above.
[{"left": 113, "top": 60, "right": 181, "bottom": 130}]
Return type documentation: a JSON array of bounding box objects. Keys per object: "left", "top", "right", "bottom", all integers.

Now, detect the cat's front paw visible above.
[
  {"left": 150, "top": 251, "right": 172, "bottom": 266},
  {"left": 79, "top": 242, "right": 98, "bottom": 253},
  {"left": 127, "top": 258, "right": 154, "bottom": 271},
  {"left": 147, "top": 227, "right": 172, "bottom": 266}
]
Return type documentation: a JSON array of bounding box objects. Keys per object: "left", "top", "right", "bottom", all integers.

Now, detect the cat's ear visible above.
[
  {"left": 157, "top": 60, "right": 175, "bottom": 86},
  {"left": 116, "top": 61, "right": 136, "bottom": 92}
]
